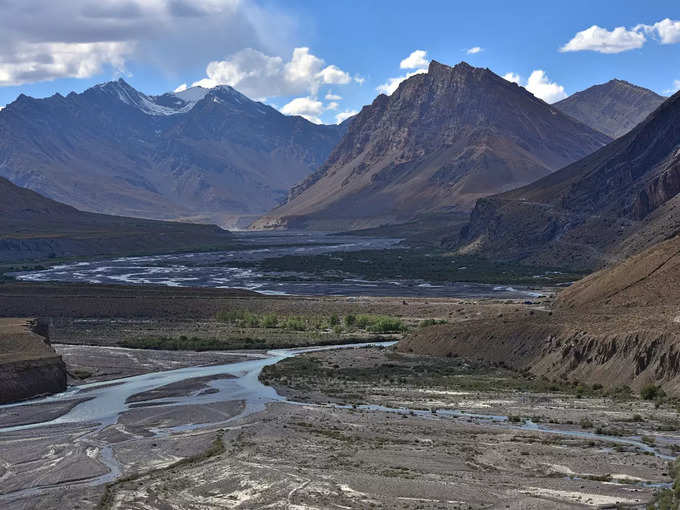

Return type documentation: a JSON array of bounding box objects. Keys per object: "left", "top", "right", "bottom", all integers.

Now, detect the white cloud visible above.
[
  {"left": 280, "top": 96, "right": 324, "bottom": 123},
  {"left": 174, "top": 83, "right": 188, "bottom": 93},
  {"left": 326, "top": 101, "right": 339, "bottom": 111},
  {"left": 466, "top": 46, "right": 483, "bottom": 54},
  {"left": 325, "top": 91, "right": 342, "bottom": 100},
  {"left": 637, "top": 18, "right": 680, "bottom": 44},
  {"left": 317, "top": 65, "right": 351, "bottom": 85},
  {"left": 377, "top": 69, "right": 427, "bottom": 95},
  {"left": 377, "top": 50, "right": 430, "bottom": 95},
  {"left": 525, "top": 70, "right": 567, "bottom": 103},
  {"left": 335, "top": 109, "right": 357, "bottom": 124},
  {"left": 191, "top": 47, "right": 352, "bottom": 98},
  {"left": 503, "top": 70, "right": 566, "bottom": 103},
  {"left": 400, "top": 50, "right": 428, "bottom": 69},
  {"left": 0, "top": 41, "right": 132, "bottom": 86},
  {"left": 665, "top": 79, "right": 680, "bottom": 95},
  {"left": 0, "top": 0, "right": 297, "bottom": 87},
  {"left": 503, "top": 72, "right": 521, "bottom": 84},
  {"left": 353, "top": 75, "right": 365, "bottom": 85},
  {"left": 560, "top": 25, "right": 646, "bottom": 54}
]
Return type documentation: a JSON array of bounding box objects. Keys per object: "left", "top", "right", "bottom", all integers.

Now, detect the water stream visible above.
[{"left": 0, "top": 342, "right": 674, "bottom": 503}]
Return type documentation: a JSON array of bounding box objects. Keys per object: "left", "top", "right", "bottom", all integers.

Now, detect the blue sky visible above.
[{"left": 0, "top": 0, "right": 678, "bottom": 124}]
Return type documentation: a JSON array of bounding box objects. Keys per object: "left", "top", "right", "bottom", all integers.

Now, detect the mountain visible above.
[
  {"left": 457, "top": 90, "right": 680, "bottom": 270},
  {"left": 554, "top": 79, "right": 665, "bottom": 139},
  {"left": 252, "top": 61, "right": 611, "bottom": 231},
  {"left": 0, "top": 80, "right": 346, "bottom": 229},
  {"left": 0, "top": 176, "right": 234, "bottom": 262}
]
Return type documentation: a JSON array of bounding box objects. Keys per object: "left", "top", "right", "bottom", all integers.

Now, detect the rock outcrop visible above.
[{"left": 0, "top": 318, "right": 66, "bottom": 404}]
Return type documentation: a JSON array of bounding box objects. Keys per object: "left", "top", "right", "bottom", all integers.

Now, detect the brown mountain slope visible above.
[
  {"left": 0, "top": 176, "right": 234, "bottom": 262},
  {"left": 553, "top": 79, "right": 665, "bottom": 139},
  {"left": 399, "top": 234, "right": 680, "bottom": 395},
  {"left": 456, "top": 90, "right": 680, "bottom": 270},
  {"left": 252, "top": 61, "right": 610, "bottom": 231}
]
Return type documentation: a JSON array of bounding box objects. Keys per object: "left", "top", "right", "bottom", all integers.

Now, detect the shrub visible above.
[
  {"left": 641, "top": 384, "right": 665, "bottom": 401},
  {"left": 580, "top": 416, "right": 594, "bottom": 429},
  {"left": 367, "top": 316, "right": 405, "bottom": 333},
  {"left": 329, "top": 314, "right": 340, "bottom": 326},
  {"left": 344, "top": 314, "right": 356, "bottom": 327},
  {"left": 261, "top": 314, "right": 278, "bottom": 328}
]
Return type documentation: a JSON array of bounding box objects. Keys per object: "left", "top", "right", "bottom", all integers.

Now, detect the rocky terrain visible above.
[
  {"left": 253, "top": 61, "right": 610, "bottom": 231},
  {"left": 402, "top": 230, "right": 680, "bottom": 396},
  {"left": 456, "top": 89, "right": 680, "bottom": 271},
  {"left": 0, "top": 80, "right": 346, "bottom": 228},
  {"left": 0, "top": 318, "right": 66, "bottom": 403},
  {"left": 554, "top": 79, "right": 665, "bottom": 139},
  {"left": 0, "top": 177, "right": 236, "bottom": 262}
]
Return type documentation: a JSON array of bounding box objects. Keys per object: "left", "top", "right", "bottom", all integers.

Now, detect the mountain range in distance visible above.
[
  {"left": 0, "top": 59, "right": 671, "bottom": 263},
  {"left": 0, "top": 175, "right": 234, "bottom": 262},
  {"left": 0, "top": 79, "right": 346, "bottom": 229},
  {"left": 456, "top": 88, "right": 680, "bottom": 271},
  {"left": 253, "top": 61, "right": 620, "bottom": 231}
]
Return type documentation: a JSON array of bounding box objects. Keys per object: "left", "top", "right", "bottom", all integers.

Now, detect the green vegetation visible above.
[
  {"left": 228, "top": 248, "right": 585, "bottom": 285},
  {"left": 259, "top": 350, "right": 615, "bottom": 400},
  {"left": 216, "top": 310, "right": 406, "bottom": 334},
  {"left": 648, "top": 459, "right": 680, "bottom": 509},
  {"left": 641, "top": 384, "right": 666, "bottom": 401},
  {"left": 119, "top": 335, "right": 380, "bottom": 351}
]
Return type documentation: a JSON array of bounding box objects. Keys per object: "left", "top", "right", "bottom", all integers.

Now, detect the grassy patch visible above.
[{"left": 228, "top": 249, "right": 584, "bottom": 285}]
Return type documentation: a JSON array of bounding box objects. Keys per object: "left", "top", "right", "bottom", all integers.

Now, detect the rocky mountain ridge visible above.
[
  {"left": 456, "top": 89, "right": 680, "bottom": 270},
  {"left": 553, "top": 79, "right": 665, "bottom": 139},
  {"left": 253, "top": 61, "right": 611, "bottom": 231}
]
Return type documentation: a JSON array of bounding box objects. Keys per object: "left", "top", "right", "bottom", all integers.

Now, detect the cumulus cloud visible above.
[
  {"left": 400, "top": 50, "right": 428, "bottom": 69},
  {"left": 280, "top": 96, "right": 324, "bottom": 123},
  {"left": 0, "top": 0, "right": 296, "bottom": 86},
  {"left": 502, "top": 70, "right": 567, "bottom": 103},
  {"left": 666, "top": 79, "right": 680, "bottom": 95},
  {"left": 0, "top": 41, "right": 132, "bottom": 86},
  {"left": 353, "top": 75, "right": 365, "bottom": 85},
  {"left": 377, "top": 50, "right": 429, "bottom": 95},
  {"left": 191, "top": 47, "right": 352, "bottom": 98},
  {"left": 317, "top": 65, "right": 351, "bottom": 85},
  {"left": 325, "top": 91, "right": 342, "bottom": 100},
  {"left": 335, "top": 109, "right": 357, "bottom": 124},
  {"left": 637, "top": 18, "right": 680, "bottom": 44},
  {"left": 466, "top": 46, "right": 483, "bottom": 54},
  {"left": 503, "top": 72, "right": 521, "bottom": 84},
  {"left": 560, "top": 25, "right": 646, "bottom": 54},
  {"left": 560, "top": 19, "right": 680, "bottom": 55},
  {"left": 326, "top": 101, "right": 339, "bottom": 110},
  {"left": 525, "top": 70, "right": 567, "bottom": 103}
]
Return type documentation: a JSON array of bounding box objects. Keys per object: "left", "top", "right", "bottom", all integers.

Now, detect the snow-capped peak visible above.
[{"left": 172, "top": 86, "right": 209, "bottom": 103}]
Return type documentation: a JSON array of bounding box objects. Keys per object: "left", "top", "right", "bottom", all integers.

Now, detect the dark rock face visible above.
[
  {"left": 0, "top": 318, "right": 66, "bottom": 404},
  {"left": 0, "top": 358, "right": 67, "bottom": 404},
  {"left": 554, "top": 80, "right": 665, "bottom": 139},
  {"left": 0, "top": 176, "right": 234, "bottom": 262},
  {"left": 457, "top": 91, "right": 680, "bottom": 270},
  {"left": 254, "top": 61, "right": 610, "bottom": 231},
  {"left": 0, "top": 80, "right": 345, "bottom": 228}
]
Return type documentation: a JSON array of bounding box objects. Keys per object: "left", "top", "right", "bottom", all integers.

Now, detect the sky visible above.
[{"left": 0, "top": 0, "right": 678, "bottom": 124}]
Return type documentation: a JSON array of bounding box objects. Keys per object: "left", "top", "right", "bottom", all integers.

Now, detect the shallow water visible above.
[{"left": 12, "top": 232, "right": 544, "bottom": 298}]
